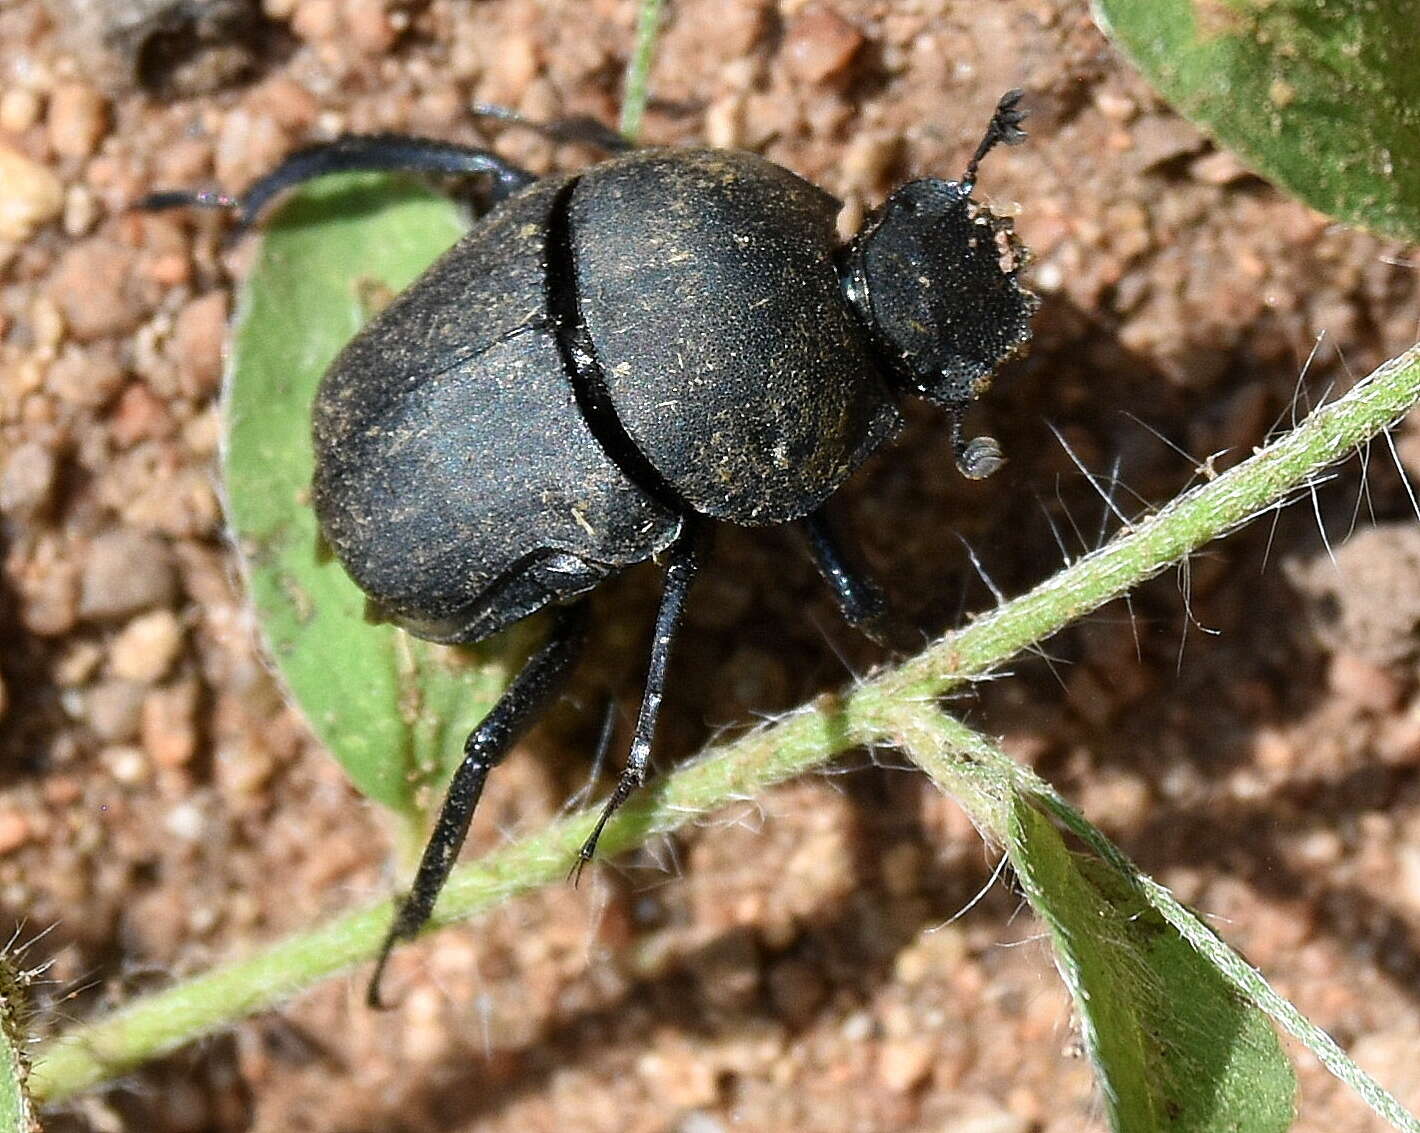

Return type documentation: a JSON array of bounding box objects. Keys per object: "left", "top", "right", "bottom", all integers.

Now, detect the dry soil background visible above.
[{"left": 3, "top": 1, "right": 1420, "bottom": 1130}]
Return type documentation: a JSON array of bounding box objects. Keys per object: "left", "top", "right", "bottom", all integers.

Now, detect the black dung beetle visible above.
[{"left": 147, "top": 90, "right": 1037, "bottom": 1006}]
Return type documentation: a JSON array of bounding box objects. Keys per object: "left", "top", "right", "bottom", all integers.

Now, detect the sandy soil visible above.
[{"left": 3, "top": 1, "right": 1420, "bottom": 1130}]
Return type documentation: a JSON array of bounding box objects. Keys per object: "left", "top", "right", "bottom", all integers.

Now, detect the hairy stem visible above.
[
  {"left": 28, "top": 343, "right": 1420, "bottom": 1105},
  {"left": 879, "top": 343, "right": 1420, "bottom": 703},
  {"left": 0, "top": 959, "right": 33, "bottom": 1133}
]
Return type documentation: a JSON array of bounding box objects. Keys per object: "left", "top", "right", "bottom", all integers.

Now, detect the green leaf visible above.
[
  {"left": 1006, "top": 791, "right": 1296, "bottom": 1133},
  {"left": 225, "top": 173, "right": 535, "bottom": 833},
  {"left": 1093, "top": 0, "right": 1420, "bottom": 241}
]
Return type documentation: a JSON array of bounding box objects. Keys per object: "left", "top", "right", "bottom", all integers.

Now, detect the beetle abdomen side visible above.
[
  {"left": 569, "top": 148, "right": 901, "bottom": 526},
  {"left": 312, "top": 178, "right": 682, "bottom": 644}
]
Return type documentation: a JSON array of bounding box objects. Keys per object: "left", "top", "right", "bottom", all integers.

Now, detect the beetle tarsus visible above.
[
  {"left": 961, "top": 88, "right": 1030, "bottom": 190},
  {"left": 574, "top": 519, "right": 707, "bottom": 870},
  {"left": 365, "top": 599, "right": 590, "bottom": 1009},
  {"left": 137, "top": 188, "right": 241, "bottom": 214},
  {"left": 472, "top": 103, "right": 635, "bottom": 152}
]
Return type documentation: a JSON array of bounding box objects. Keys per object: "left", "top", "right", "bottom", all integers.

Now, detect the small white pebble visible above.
[
  {"left": 0, "top": 87, "right": 41, "bottom": 134},
  {"left": 30, "top": 294, "right": 64, "bottom": 353},
  {"left": 840, "top": 1010, "right": 875, "bottom": 1041},
  {"left": 1032, "top": 258, "right": 1064, "bottom": 293},
  {"left": 0, "top": 144, "right": 62, "bottom": 240},
  {"left": 103, "top": 745, "right": 150, "bottom": 786},
  {"left": 164, "top": 800, "right": 207, "bottom": 842},
  {"left": 62, "top": 183, "right": 99, "bottom": 237},
  {"left": 109, "top": 609, "right": 184, "bottom": 684}
]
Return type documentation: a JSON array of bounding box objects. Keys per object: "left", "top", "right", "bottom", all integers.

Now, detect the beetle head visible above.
[{"left": 840, "top": 91, "right": 1038, "bottom": 479}]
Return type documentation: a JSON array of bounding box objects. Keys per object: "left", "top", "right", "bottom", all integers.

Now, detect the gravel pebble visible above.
[
  {"left": 110, "top": 609, "right": 185, "bottom": 683},
  {"left": 783, "top": 4, "right": 864, "bottom": 84},
  {"left": 637, "top": 1044, "right": 719, "bottom": 1109},
  {"left": 79, "top": 528, "right": 179, "bottom": 619},
  {"left": 1189, "top": 149, "right": 1251, "bottom": 186},
  {"left": 109, "top": 383, "right": 176, "bottom": 446},
  {"left": 1327, "top": 651, "right": 1403, "bottom": 714},
  {"left": 0, "top": 812, "right": 32, "bottom": 856},
  {"left": 0, "top": 87, "right": 42, "bottom": 134},
  {"left": 0, "top": 143, "right": 64, "bottom": 240},
  {"left": 16, "top": 535, "right": 80, "bottom": 636},
  {"left": 0, "top": 441, "right": 58, "bottom": 519},
  {"left": 213, "top": 106, "right": 289, "bottom": 189},
  {"left": 173, "top": 291, "right": 229, "bottom": 398},
  {"left": 1287, "top": 522, "right": 1420, "bottom": 665},
  {"left": 62, "top": 182, "right": 101, "bottom": 236},
  {"left": 948, "top": 1111, "right": 1031, "bottom": 1133},
  {"left": 47, "top": 82, "right": 109, "bottom": 159},
  {"left": 839, "top": 131, "right": 898, "bottom": 193},
  {"left": 1125, "top": 113, "right": 1206, "bottom": 174},
  {"left": 102, "top": 743, "right": 150, "bottom": 785},
  {"left": 47, "top": 237, "right": 146, "bottom": 341},
  {"left": 47, "top": 343, "right": 126, "bottom": 408},
  {"left": 87, "top": 678, "right": 147, "bottom": 741},
  {"left": 876, "top": 1037, "right": 934, "bottom": 1092},
  {"left": 142, "top": 679, "right": 200, "bottom": 768},
  {"left": 290, "top": 0, "right": 339, "bottom": 42},
  {"left": 347, "top": 0, "right": 398, "bottom": 55}
]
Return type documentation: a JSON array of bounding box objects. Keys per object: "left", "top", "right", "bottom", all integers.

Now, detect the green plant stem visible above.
[
  {"left": 619, "top": 0, "right": 665, "bottom": 141},
  {"left": 28, "top": 702, "right": 875, "bottom": 1105},
  {"left": 28, "top": 342, "right": 1420, "bottom": 1107},
  {"left": 895, "top": 706, "right": 1420, "bottom": 1133}
]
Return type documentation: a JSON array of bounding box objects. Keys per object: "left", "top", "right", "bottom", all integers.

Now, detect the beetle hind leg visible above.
[
  {"left": 367, "top": 598, "right": 590, "bottom": 1009},
  {"left": 573, "top": 519, "right": 707, "bottom": 879},
  {"left": 139, "top": 133, "right": 538, "bottom": 231}
]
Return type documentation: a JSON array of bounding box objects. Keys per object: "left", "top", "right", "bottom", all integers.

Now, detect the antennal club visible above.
[{"left": 961, "top": 88, "right": 1030, "bottom": 191}]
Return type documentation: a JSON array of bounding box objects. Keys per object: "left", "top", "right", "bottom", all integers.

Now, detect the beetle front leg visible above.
[
  {"left": 574, "top": 518, "right": 708, "bottom": 878},
  {"left": 140, "top": 134, "right": 538, "bottom": 230},
  {"left": 367, "top": 598, "right": 590, "bottom": 1009},
  {"left": 800, "top": 506, "right": 901, "bottom": 650}
]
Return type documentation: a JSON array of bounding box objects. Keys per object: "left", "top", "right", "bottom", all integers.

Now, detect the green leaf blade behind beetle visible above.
[
  {"left": 1006, "top": 791, "right": 1296, "bottom": 1133},
  {"left": 1093, "top": 0, "right": 1420, "bottom": 241},
  {"left": 225, "top": 173, "right": 534, "bottom": 829}
]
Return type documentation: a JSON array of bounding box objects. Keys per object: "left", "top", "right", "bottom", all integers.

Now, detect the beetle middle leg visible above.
[
  {"left": 800, "top": 506, "right": 900, "bottom": 649},
  {"left": 367, "top": 598, "right": 590, "bottom": 1009},
  {"left": 140, "top": 134, "right": 538, "bottom": 230},
  {"left": 574, "top": 518, "right": 708, "bottom": 878}
]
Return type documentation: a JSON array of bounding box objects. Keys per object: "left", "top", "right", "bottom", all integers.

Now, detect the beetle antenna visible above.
[{"left": 960, "top": 89, "right": 1029, "bottom": 191}]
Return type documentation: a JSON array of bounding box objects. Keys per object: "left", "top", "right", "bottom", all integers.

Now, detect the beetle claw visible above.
[{"left": 366, "top": 932, "right": 401, "bottom": 1011}]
